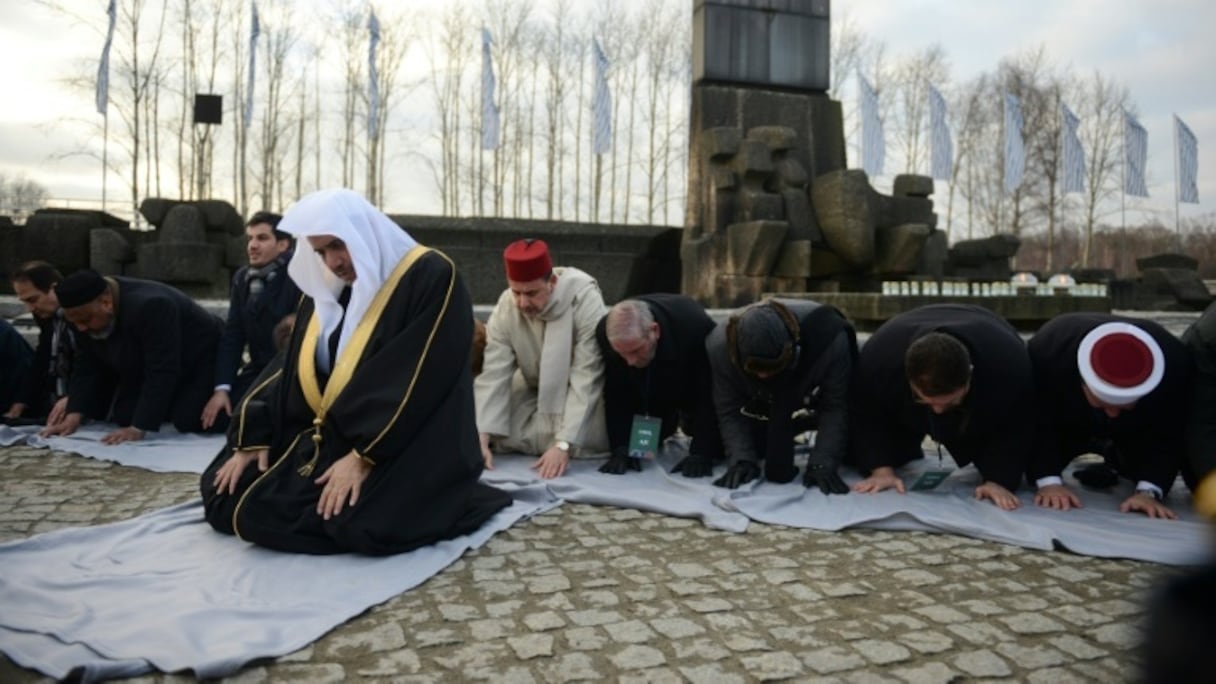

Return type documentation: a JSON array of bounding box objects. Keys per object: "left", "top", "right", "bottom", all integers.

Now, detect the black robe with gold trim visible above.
[{"left": 201, "top": 247, "right": 512, "bottom": 555}]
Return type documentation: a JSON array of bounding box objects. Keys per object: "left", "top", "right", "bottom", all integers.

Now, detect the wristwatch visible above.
[{"left": 554, "top": 440, "right": 571, "bottom": 452}]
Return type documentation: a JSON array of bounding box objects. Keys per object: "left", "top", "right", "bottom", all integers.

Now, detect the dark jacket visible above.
[
  {"left": 1184, "top": 302, "right": 1216, "bottom": 485},
  {"left": 707, "top": 299, "right": 856, "bottom": 469},
  {"left": 214, "top": 256, "right": 301, "bottom": 395},
  {"left": 0, "top": 319, "right": 33, "bottom": 412},
  {"left": 1028, "top": 312, "right": 1193, "bottom": 492},
  {"left": 595, "top": 293, "right": 721, "bottom": 460},
  {"left": 848, "top": 304, "right": 1033, "bottom": 491},
  {"left": 15, "top": 310, "right": 74, "bottom": 416},
  {"left": 67, "top": 277, "right": 224, "bottom": 432}
]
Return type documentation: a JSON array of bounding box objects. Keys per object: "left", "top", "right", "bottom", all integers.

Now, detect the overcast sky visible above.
[{"left": 1, "top": 0, "right": 1212, "bottom": 226}]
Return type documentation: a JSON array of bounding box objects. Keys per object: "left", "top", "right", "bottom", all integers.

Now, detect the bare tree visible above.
[
  {"left": 423, "top": 1, "right": 472, "bottom": 216},
  {"left": 540, "top": 0, "right": 571, "bottom": 219},
  {"left": 891, "top": 44, "right": 949, "bottom": 176},
  {"left": 1075, "top": 69, "right": 1130, "bottom": 266}
]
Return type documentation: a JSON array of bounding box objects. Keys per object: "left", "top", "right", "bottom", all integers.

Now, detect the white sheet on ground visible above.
[
  {"left": 0, "top": 482, "right": 559, "bottom": 682},
  {"left": 12, "top": 423, "right": 223, "bottom": 473},
  {"left": 480, "top": 446, "right": 752, "bottom": 533},
  {"left": 724, "top": 453, "right": 1208, "bottom": 566}
]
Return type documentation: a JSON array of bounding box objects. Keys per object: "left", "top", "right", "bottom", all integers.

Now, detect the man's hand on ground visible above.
[
  {"left": 851, "top": 466, "right": 905, "bottom": 494},
  {"left": 1120, "top": 492, "right": 1177, "bottom": 520},
  {"left": 101, "top": 426, "right": 145, "bottom": 445},
  {"left": 532, "top": 445, "right": 570, "bottom": 479},
  {"left": 975, "top": 481, "right": 1021, "bottom": 511},
  {"left": 1034, "top": 484, "right": 1082, "bottom": 511},
  {"left": 40, "top": 412, "right": 83, "bottom": 438}
]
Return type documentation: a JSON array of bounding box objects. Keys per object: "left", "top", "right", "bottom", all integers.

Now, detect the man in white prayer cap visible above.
[
  {"left": 1027, "top": 313, "right": 1193, "bottom": 520},
  {"left": 201, "top": 189, "right": 511, "bottom": 555}
]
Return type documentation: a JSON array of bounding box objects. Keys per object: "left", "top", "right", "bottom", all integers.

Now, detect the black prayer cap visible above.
[
  {"left": 55, "top": 269, "right": 108, "bottom": 308},
  {"left": 733, "top": 304, "right": 798, "bottom": 376}
]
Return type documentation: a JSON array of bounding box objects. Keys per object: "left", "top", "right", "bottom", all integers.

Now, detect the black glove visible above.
[
  {"left": 802, "top": 456, "right": 848, "bottom": 495},
  {"left": 1073, "top": 462, "right": 1119, "bottom": 489},
  {"left": 671, "top": 453, "right": 714, "bottom": 478},
  {"left": 714, "top": 460, "right": 760, "bottom": 489},
  {"left": 599, "top": 453, "right": 642, "bottom": 475}
]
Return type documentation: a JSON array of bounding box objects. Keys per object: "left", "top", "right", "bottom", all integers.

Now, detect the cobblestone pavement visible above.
[{"left": 0, "top": 445, "right": 1180, "bottom": 683}]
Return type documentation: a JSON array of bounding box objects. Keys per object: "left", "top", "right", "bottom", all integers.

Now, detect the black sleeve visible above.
[
  {"left": 16, "top": 325, "right": 52, "bottom": 409},
  {"left": 213, "top": 276, "right": 247, "bottom": 388},
  {"left": 129, "top": 297, "right": 187, "bottom": 431},
  {"left": 805, "top": 332, "right": 852, "bottom": 466},
  {"left": 595, "top": 316, "right": 632, "bottom": 457}
]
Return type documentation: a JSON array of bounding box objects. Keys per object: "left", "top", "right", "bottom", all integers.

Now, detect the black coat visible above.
[
  {"left": 0, "top": 319, "right": 32, "bottom": 413},
  {"left": 595, "top": 293, "right": 721, "bottom": 460},
  {"left": 848, "top": 304, "right": 1033, "bottom": 491},
  {"left": 214, "top": 257, "right": 301, "bottom": 397},
  {"left": 66, "top": 277, "right": 224, "bottom": 432},
  {"left": 1028, "top": 312, "right": 1193, "bottom": 492},
  {"left": 1184, "top": 301, "right": 1216, "bottom": 485},
  {"left": 708, "top": 300, "right": 856, "bottom": 469},
  {"left": 201, "top": 248, "right": 511, "bottom": 555}
]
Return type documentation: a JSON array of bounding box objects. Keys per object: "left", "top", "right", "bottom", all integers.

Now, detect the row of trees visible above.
[{"left": 44, "top": 0, "right": 1202, "bottom": 276}]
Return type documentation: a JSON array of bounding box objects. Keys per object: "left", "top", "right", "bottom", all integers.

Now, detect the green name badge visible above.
[
  {"left": 909, "top": 468, "right": 954, "bottom": 491},
  {"left": 628, "top": 415, "right": 662, "bottom": 460}
]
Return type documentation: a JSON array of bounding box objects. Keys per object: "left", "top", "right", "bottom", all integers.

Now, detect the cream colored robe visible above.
[{"left": 474, "top": 267, "right": 608, "bottom": 457}]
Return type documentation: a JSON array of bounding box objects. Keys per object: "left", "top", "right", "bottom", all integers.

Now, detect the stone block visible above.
[
  {"left": 782, "top": 190, "right": 818, "bottom": 242},
  {"left": 740, "top": 191, "right": 783, "bottom": 221},
  {"left": 746, "top": 126, "right": 797, "bottom": 152},
  {"left": 715, "top": 274, "right": 767, "bottom": 308},
  {"left": 701, "top": 127, "right": 742, "bottom": 160},
  {"left": 810, "top": 169, "right": 876, "bottom": 268},
  {"left": 773, "top": 158, "right": 808, "bottom": 188},
  {"left": 89, "top": 229, "right": 133, "bottom": 276},
  {"left": 161, "top": 205, "right": 207, "bottom": 244},
  {"left": 226, "top": 235, "right": 248, "bottom": 269},
  {"left": 195, "top": 200, "right": 245, "bottom": 235},
  {"left": 1139, "top": 268, "right": 1214, "bottom": 309},
  {"left": 1137, "top": 252, "right": 1198, "bottom": 272},
  {"left": 139, "top": 198, "right": 173, "bottom": 226},
  {"left": 710, "top": 168, "right": 737, "bottom": 191},
  {"left": 765, "top": 275, "right": 806, "bottom": 294},
  {"left": 733, "top": 140, "right": 774, "bottom": 178},
  {"left": 21, "top": 212, "right": 96, "bottom": 275},
  {"left": 1069, "top": 268, "right": 1116, "bottom": 283},
  {"left": 873, "top": 223, "right": 931, "bottom": 275},
  {"left": 917, "top": 230, "right": 948, "bottom": 280},
  {"left": 708, "top": 188, "right": 737, "bottom": 238},
  {"left": 948, "top": 234, "right": 1021, "bottom": 266},
  {"left": 772, "top": 240, "right": 812, "bottom": 278},
  {"left": 681, "top": 235, "right": 719, "bottom": 305},
  {"left": 892, "top": 175, "right": 934, "bottom": 198},
  {"left": 808, "top": 248, "right": 850, "bottom": 277},
  {"left": 726, "top": 220, "right": 788, "bottom": 276},
  {"left": 134, "top": 242, "right": 223, "bottom": 284}
]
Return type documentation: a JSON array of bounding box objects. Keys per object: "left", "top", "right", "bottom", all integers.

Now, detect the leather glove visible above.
[
  {"left": 802, "top": 455, "right": 848, "bottom": 495},
  {"left": 599, "top": 453, "right": 642, "bottom": 475},
  {"left": 671, "top": 453, "right": 714, "bottom": 478},
  {"left": 714, "top": 460, "right": 760, "bottom": 489}
]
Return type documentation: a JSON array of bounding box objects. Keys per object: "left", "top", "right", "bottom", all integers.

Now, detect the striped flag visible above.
[
  {"left": 928, "top": 84, "right": 952, "bottom": 181},
  {"left": 367, "top": 10, "right": 381, "bottom": 139},
  {"left": 244, "top": 2, "right": 260, "bottom": 129},
  {"left": 95, "top": 0, "right": 116, "bottom": 115},
  {"left": 857, "top": 73, "right": 884, "bottom": 177},
  {"left": 591, "top": 38, "right": 612, "bottom": 155},
  {"left": 480, "top": 28, "right": 500, "bottom": 151},
  {"left": 1124, "top": 110, "right": 1149, "bottom": 197},
  {"left": 1003, "top": 93, "right": 1025, "bottom": 194},
  {"left": 1060, "top": 103, "right": 1086, "bottom": 194},
  {"left": 1176, "top": 115, "right": 1199, "bottom": 203}
]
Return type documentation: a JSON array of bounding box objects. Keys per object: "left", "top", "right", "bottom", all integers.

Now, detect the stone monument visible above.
[{"left": 682, "top": 0, "right": 940, "bottom": 307}]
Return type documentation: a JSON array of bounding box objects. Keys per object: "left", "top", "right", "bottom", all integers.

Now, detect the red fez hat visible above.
[
  {"left": 503, "top": 239, "right": 552, "bottom": 282},
  {"left": 1077, "top": 322, "right": 1164, "bottom": 405}
]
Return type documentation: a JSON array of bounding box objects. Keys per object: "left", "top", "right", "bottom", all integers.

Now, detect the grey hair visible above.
[{"left": 605, "top": 299, "right": 656, "bottom": 343}]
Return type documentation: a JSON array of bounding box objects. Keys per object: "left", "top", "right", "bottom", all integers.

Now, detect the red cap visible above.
[
  {"left": 1077, "top": 322, "right": 1164, "bottom": 405},
  {"left": 503, "top": 239, "right": 552, "bottom": 282}
]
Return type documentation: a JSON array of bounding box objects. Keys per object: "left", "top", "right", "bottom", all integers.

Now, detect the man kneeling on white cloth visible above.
[
  {"left": 475, "top": 239, "right": 609, "bottom": 479},
  {"left": 200, "top": 189, "right": 511, "bottom": 555}
]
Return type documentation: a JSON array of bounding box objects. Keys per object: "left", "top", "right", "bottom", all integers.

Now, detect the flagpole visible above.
[
  {"left": 1173, "top": 115, "right": 1181, "bottom": 253},
  {"left": 1120, "top": 113, "right": 1127, "bottom": 276},
  {"left": 101, "top": 109, "right": 108, "bottom": 213}
]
